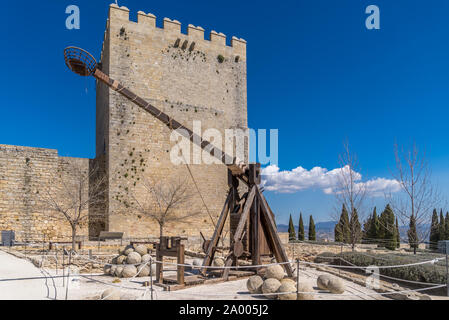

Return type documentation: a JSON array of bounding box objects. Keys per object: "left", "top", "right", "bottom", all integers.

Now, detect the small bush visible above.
[{"left": 315, "top": 251, "right": 447, "bottom": 284}]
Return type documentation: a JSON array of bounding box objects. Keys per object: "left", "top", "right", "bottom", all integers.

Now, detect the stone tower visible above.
[{"left": 95, "top": 4, "right": 248, "bottom": 238}]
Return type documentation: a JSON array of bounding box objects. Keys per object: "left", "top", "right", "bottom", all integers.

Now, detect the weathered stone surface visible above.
[
  {"left": 104, "top": 264, "right": 112, "bottom": 275},
  {"left": 192, "top": 259, "right": 203, "bottom": 267},
  {"left": 247, "top": 275, "right": 264, "bottom": 294},
  {"left": 317, "top": 274, "right": 344, "bottom": 294},
  {"left": 277, "top": 283, "right": 297, "bottom": 300},
  {"left": 124, "top": 248, "right": 135, "bottom": 256},
  {"left": 327, "top": 277, "right": 345, "bottom": 294},
  {"left": 101, "top": 288, "right": 121, "bottom": 300},
  {"left": 116, "top": 255, "right": 127, "bottom": 265},
  {"left": 265, "top": 265, "right": 285, "bottom": 281},
  {"left": 297, "top": 282, "right": 315, "bottom": 300},
  {"left": 262, "top": 279, "right": 281, "bottom": 299},
  {"left": 280, "top": 278, "right": 296, "bottom": 286},
  {"left": 317, "top": 274, "right": 332, "bottom": 290},
  {"left": 213, "top": 257, "right": 225, "bottom": 267},
  {"left": 95, "top": 4, "right": 249, "bottom": 239},
  {"left": 135, "top": 245, "right": 148, "bottom": 256},
  {"left": 141, "top": 254, "right": 152, "bottom": 263},
  {"left": 126, "top": 252, "right": 142, "bottom": 265},
  {"left": 110, "top": 265, "right": 117, "bottom": 276},
  {"left": 114, "top": 266, "right": 124, "bottom": 278},
  {"left": 122, "top": 265, "right": 138, "bottom": 278},
  {"left": 137, "top": 264, "right": 150, "bottom": 277}
]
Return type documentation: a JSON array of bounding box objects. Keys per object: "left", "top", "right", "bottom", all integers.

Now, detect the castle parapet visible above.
[
  {"left": 108, "top": 3, "right": 246, "bottom": 55},
  {"left": 137, "top": 11, "right": 156, "bottom": 27}
]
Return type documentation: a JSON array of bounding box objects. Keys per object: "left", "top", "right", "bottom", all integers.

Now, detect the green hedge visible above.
[{"left": 314, "top": 251, "right": 447, "bottom": 284}]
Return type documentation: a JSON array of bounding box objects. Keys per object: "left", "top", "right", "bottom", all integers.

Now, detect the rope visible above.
[
  {"left": 81, "top": 273, "right": 446, "bottom": 298},
  {"left": 315, "top": 256, "right": 446, "bottom": 286},
  {"left": 181, "top": 152, "right": 216, "bottom": 227},
  {"left": 73, "top": 252, "right": 445, "bottom": 271},
  {"left": 299, "top": 258, "right": 444, "bottom": 269}
]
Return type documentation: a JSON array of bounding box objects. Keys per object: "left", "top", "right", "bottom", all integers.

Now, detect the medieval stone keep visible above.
[{"left": 0, "top": 4, "right": 248, "bottom": 241}]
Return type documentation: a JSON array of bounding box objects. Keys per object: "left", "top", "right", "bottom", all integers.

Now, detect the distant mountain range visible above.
[
  {"left": 277, "top": 221, "right": 431, "bottom": 242},
  {"left": 277, "top": 221, "right": 337, "bottom": 240}
]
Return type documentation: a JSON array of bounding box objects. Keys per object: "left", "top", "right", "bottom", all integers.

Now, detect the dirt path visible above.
[{"left": 0, "top": 250, "right": 57, "bottom": 300}]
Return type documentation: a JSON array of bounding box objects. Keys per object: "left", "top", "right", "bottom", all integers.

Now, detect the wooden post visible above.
[
  {"left": 62, "top": 246, "right": 66, "bottom": 287},
  {"left": 177, "top": 243, "right": 185, "bottom": 285},
  {"left": 201, "top": 191, "right": 232, "bottom": 274},
  {"left": 258, "top": 188, "right": 294, "bottom": 277},
  {"left": 251, "top": 193, "right": 260, "bottom": 268},
  {"left": 444, "top": 241, "right": 449, "bottom": 297},
  {"left": 156, "top": 243, "right": 163, "bottom": 284},
  {"left": 296, "top": 259, "right": 300, "bottom": 295},
  {"left": 150, "top": 259, "right": 154, "bottom": 300}
]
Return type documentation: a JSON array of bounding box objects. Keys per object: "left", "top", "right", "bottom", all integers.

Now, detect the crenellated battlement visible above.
[{"left": 108, "top": 3, "right": 246, "bottom": 55}]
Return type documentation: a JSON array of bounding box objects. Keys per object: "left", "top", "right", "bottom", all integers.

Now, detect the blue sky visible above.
[{"left": 1, "top": 0, "right": 449, "bottom": 224}]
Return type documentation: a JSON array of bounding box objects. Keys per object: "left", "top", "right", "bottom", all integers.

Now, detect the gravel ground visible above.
[{"left": 0, "top": 250, "right": 391, "bottom": 300}]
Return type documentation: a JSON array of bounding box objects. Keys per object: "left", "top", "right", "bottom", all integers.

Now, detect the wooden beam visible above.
[
  {"left": 257, "top": 188, "right": 294, "bottom": 277},
  {"left": 177, "top": 244, "right": 185, "bottom": 285},
  {"left": 201, "top": 191, "right": 232, "bottom": 274},
  {"left": 221, "top": 254, "right": 235, "bottom": 280},
  {"left": 93, "top": 68, "right": 245, "bottom": 176},
  {"left": 233, "top": 186, "right": 256, "bottom": 242},
  {"left": 251, "top": 193, "right": 260, "bottom": 266}
]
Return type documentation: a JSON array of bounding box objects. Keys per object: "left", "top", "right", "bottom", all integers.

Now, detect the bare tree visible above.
[
  {"left": 333, "top": 142, "right": 366, "bottom": 250},
  {"left": 387, "top": 142, "right": 442, "bottom": 253},
  {"left": 36, "top": 159, "right": 106, "bottom": 252},
  {"left": 126, "top": 176, "right": 202, "bottom": 237}
]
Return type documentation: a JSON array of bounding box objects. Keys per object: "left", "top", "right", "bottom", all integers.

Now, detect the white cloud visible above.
[{"left": 261, "top": 165, "right": 401, "bottom": 197}]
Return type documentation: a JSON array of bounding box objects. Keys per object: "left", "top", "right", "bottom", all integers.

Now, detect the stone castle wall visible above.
[
  {"left": 96, "top": 4, "right": 248, "bottom": 238},
  {"left": 0, "top": 145, "right": 90, "bottom": 242}
]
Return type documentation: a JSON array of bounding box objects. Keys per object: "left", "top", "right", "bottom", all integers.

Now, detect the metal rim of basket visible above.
[{"left": 64, "top": 46, "right": 97, "bottom": 76}]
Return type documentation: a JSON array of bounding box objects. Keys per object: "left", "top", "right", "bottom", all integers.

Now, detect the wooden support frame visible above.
[
  {"left": 202, "top": 180, "right": 293, "bottom": 280},
  {"left": 65, "top": 49, "right": 294, "bottom": 283},
  {"left": 201, "top": 191, "right": 232, "bottom": 275},
  {"left": 257, "top": 188, "right": 294, "bottom": 277},
  {"left": 156, "top": 236, "right": 186, "bottom": 285}
]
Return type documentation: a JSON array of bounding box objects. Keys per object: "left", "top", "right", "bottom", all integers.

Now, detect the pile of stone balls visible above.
[
  {"left": 246, "top": 265, "right": 345, "bottom": 300},
  {"left": 103, "top": 244, "right": 156, "bottom": 278}
]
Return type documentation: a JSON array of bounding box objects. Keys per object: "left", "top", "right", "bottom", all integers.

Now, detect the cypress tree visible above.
[
  {"left": 380, "top": 204, "right": 397, "bottom": 250},
  {"left": 408, "top": 215, "right": 418, "bottom": 254},
  {"left": 367, "top": 207, "right": 380, "bottom": 244},
  {"left": 288, "top": 214, "right": 296, "bottom": 241},
  {"left": 334, "top": 222, "right": 343, "bottom": 242},
  {"left": 439, "top": 210, "right": 446, "bottom": 241},
  {"left": 395, "top": 217, "right": 400, "bottom": 248},
  {"left": 309, "top": 215, "right": 316, "bottom": 241},
  {"left": 340, "top": 204, "right": 351, "bottom": 243},
  {"left": 430, "top": 209, "right": 439, "bottom": 250},
  {"left": 445, "top": 212, "right": 449, "bottom": 241},
  {"left": 298, "top": 213, "right": 305, "bottom": 241},
  {"left": 349, "top": 208, "right": 362, "bottom": 249},
  {"left": 362, "top": 215, "right": 372, "bottom": 243}
]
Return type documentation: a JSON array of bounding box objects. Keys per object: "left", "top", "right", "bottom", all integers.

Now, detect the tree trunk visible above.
[
  {"left": 159, "top": 224, "right": 164, "bottom": 238},
  {"left": 71, "top": 225, "right": 77, "bottom": 253}
]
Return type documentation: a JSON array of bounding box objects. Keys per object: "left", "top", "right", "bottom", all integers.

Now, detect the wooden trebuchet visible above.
[{"left": 64, "top": 47, "right": 293, "bottom": 280}]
